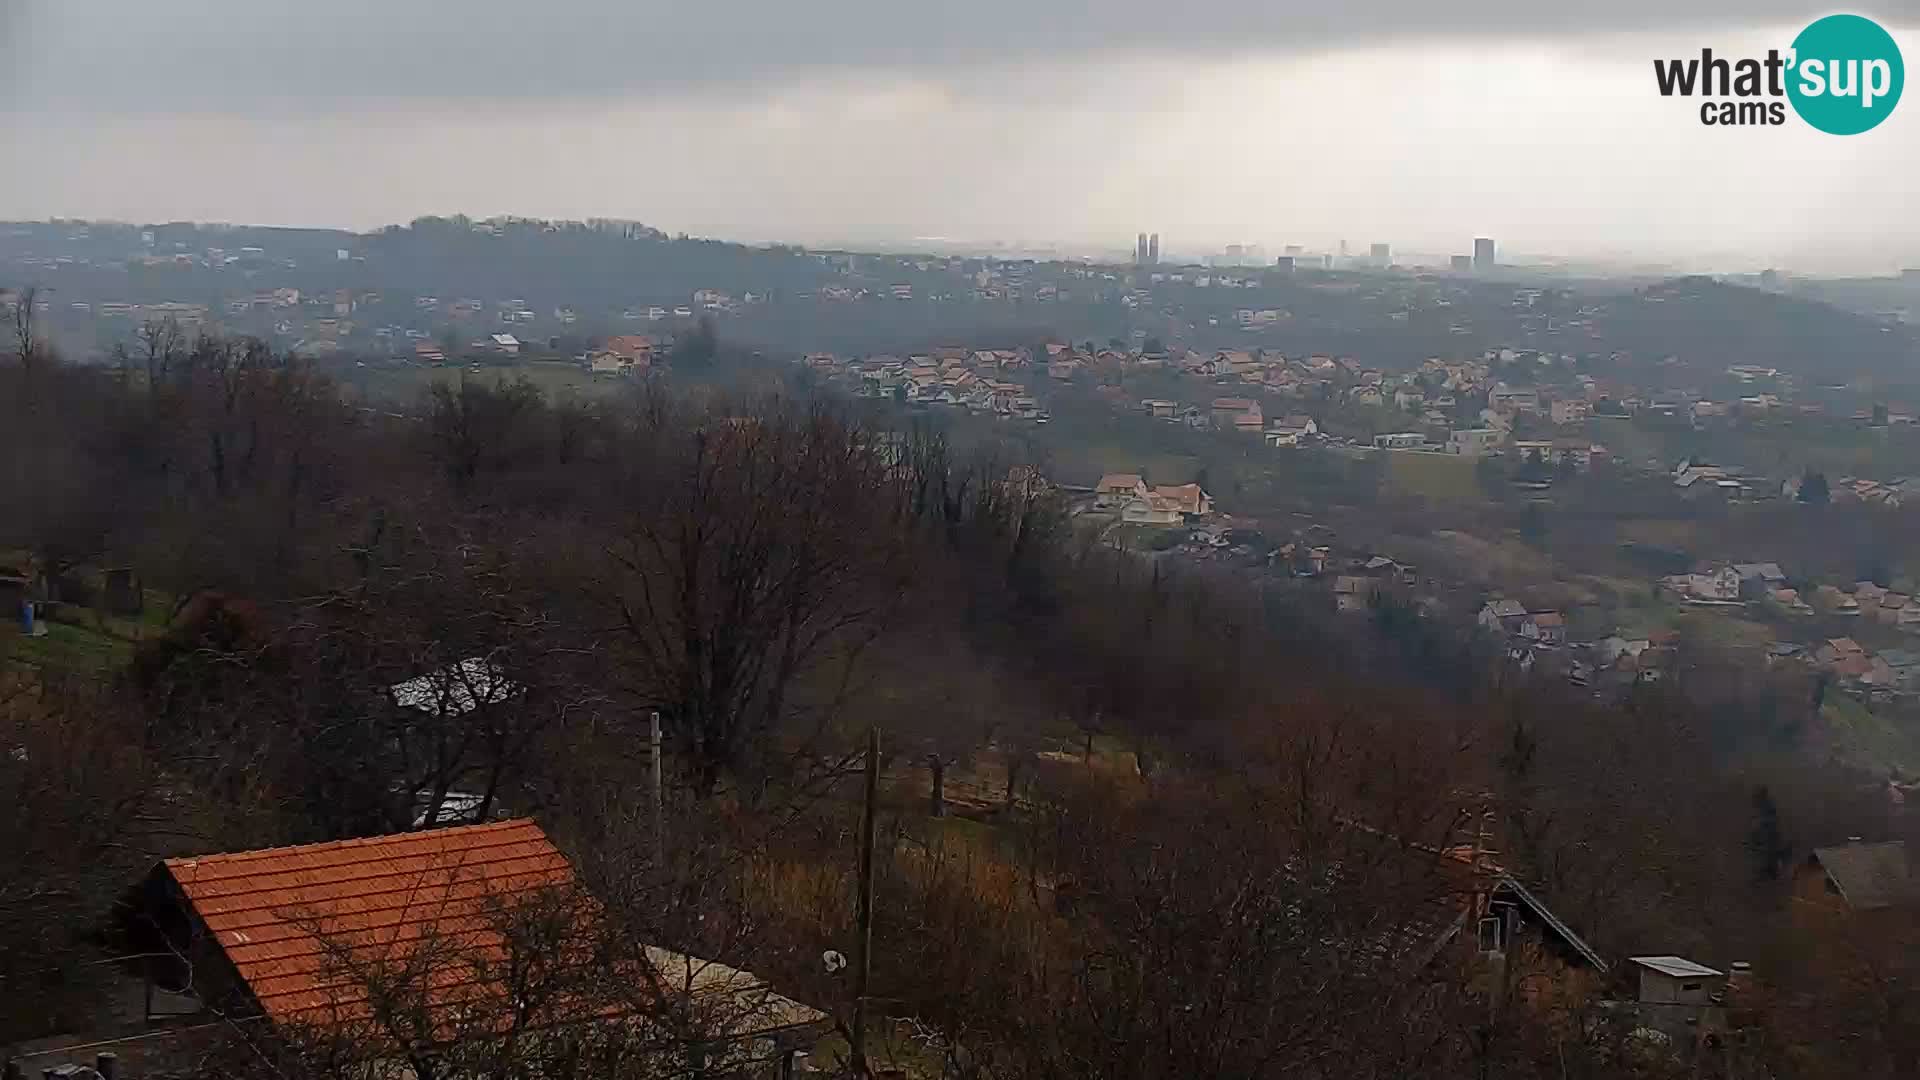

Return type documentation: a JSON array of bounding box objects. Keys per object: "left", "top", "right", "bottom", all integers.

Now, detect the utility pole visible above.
[
  {"left": 850, "top": 726, "right": 880, "bottom": 1078},
  {"left": 650, "top": 711, "right": 664, "bottom": 871}
]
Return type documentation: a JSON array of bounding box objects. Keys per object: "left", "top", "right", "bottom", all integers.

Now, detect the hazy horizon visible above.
[{"left": 3, "top": 2, "right": 1916, "bottom": 274}]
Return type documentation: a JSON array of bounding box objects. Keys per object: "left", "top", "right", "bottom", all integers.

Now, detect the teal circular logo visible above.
[{"left": 1788, "top": 14, "right": 1903, "bottom": 134}]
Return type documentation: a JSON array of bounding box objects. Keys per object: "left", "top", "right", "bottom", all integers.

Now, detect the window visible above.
[
  {"left": 1681, "top": 982, "right": 1701, "bottom": 992},
  {"left": 1477, "top": 916, "right": 1507, "bottom": 954}
]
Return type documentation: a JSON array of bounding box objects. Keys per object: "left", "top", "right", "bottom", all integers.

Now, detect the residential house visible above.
[
  {"left": 1814, "top": 637, "right": 1868, "bottom": 667},
  {"left": 1550, "top": 398, "right": 1591, "bottom": 425},
  {"left": 1121, "top": 495, "right": 1184, "bottom": 526},
  {"left": 1597, "top": 635, "right": 1652, "bottom": 667},
  {"left": 589, "top": 334, "right": 657, "bottom": 376},
  {"left": 1447, "top": 428, "right": 1506, "bottom": 457},
  {"left": 1095, "top": 473, "right": 1151, "bottom": 509},
  {"left": 1478, "top": 599, "right": 1529, "bottom": 636},
  {"left": 1141, "top": 398, "right": 1179, "bottom": 419},
  {"left": 1211, "top": 397, "right": 1264, "bottom": 432},
  {"left": 1817, "top": 639, "right": 1888, "bottom": 685},
  {"left": 1436, "top": 864, "right": 1610, "bottom": 1012},
  {"left": 1215, "top": 350, "right": 1261, "bottom": 378},
  {"left": 489, "top": 333, "right": 521, "bottom": 356},
  {"left": 1520, "top": 611, "right": 1566, "bottom": 646},
  {"left": 1793, "top": 840, "right": 1920, "bottom": 917},
  {"left": 390, "top": 656, "right": 523, "bottom": 721},
  {"left": 1664, "top": 566, "right": 1741, "bottom": 603},
  {"left": 1265, "top": 415, "right": 1319, "bottom": 447},
  {"left": 1733, "top": 563, "right": 1787, "bottom": 599},
  {"left": 1551, "top": 440, "right": 1607, "bottom": 470},
  {"left": 118, "top": 821, "right": 826, "bottom": 1073},
  {"left": 1766, "top": 642, "right": 1809, "bottom": 666},
  {"left": 1488, "top": 384, "right": 1540, "bottom": 413},
  {"left": 1334, "top": 576, "right": 1378, "bottom": 613},
  {"left": 1876, "top": 592, "right": 1914, "bottom": 626},
  {"left": 1879, "top": 649, "right": 1920, "bottom": 689},
  {"left": 1510, "top": 439, "right": 1556, "bottom": 464},
  {"left": 1813, "top": 584, "right": 1862, "bottom": 616},
  {"left": 1373, "top": 432, "right": 1427, "bottom": 450},
  {"left": 1769, "top": 587, "right": 1815, "bottom": 615},
  {"left": 1285, "top": 545, "right": 1334, "bottom": 576},
  {"left": 1820, "top": 641, "right": 1866, "bottom": 676},
  {"left": 1150, "top": 483, "right": 1213, "bottom": 519},
  {"left": 1674, "top": 461, "right": 1730, "bottom": 491}
]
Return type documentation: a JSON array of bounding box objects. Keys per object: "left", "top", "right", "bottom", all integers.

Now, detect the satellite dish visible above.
[{"left": 822, "top": 949, "right": 848, "bottom": 974}]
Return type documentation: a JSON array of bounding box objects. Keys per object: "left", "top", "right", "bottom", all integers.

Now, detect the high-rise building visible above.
[
  {"left": 1451, "top": 254, "right": 1473, "bottom": 271},
  {"left": 1370, "top": 242, "right": 1390, "bottom": 263},
  {"left": 1137, "top": 233, "right": 1149, "bottom": 265},
  {"left": 1148, "top": 233, "right": 1159, "bottom": 264},
  {"left": 1473, "top": 237, "right": 1496, "bottom": 269},
  {"left": 1274, "top": 256, "right": 1295, "bottom": 272},
  {"left": 1284, "top": 245, "right": 1303, "bottom": 257}
]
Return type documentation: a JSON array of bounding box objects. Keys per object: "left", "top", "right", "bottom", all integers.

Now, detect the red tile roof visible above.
[
  {"left": 602, "top": 334, "right": 657, "bottom": 356},
  {"left": 162, "top": 819, "right": 572, "bottom": 1024}
]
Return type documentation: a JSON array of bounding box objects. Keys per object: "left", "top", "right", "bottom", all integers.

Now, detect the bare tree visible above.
[
  {"left": 0, "top": 671, "right": 154, "bottom": 1043},
  {"left": 601, "top": 400, "right": 911, "bottom": 798},
  {"left": 8, "top": 285, "right": 38, "bottom": 370}
]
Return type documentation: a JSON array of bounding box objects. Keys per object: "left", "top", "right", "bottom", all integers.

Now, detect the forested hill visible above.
[{"left": 1606, "top": 276, "right": 1918, "bottom": 383}]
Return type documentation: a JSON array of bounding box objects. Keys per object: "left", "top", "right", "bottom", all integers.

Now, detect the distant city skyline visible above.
[{"left": 3, "top": 212, "right": 1888, "bottom": 279}]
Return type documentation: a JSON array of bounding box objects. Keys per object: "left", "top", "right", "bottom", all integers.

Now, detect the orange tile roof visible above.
[
  {"left": 602, "top": 334, "right": 657, "bottom": 355},
  {"left": 162, "top": 819, "right": 572, "bottom": 1024}
]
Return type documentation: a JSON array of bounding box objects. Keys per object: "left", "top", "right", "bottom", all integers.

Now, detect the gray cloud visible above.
[{"left": 3, "top": 0, "right": 1904, "bottom": 111}]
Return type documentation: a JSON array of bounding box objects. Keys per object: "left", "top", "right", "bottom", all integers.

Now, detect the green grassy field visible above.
[
  {"left": 336, "top": 361, "right": 621, "bottom": 404},
  {"left": 2, "top": 585, "right": 171, "bottom": 678},
  {"left": 1823, "top": 694, "right": 1920, "bottom": 774},
  {"left": 1587, "top": 417, "right": 1666, "bottom": 469},
  {"left": 4, "top": 619, "right": 136, "bottom": 675},
  {"left": 1383, "top": 450, "right": 1482, "bottom": 502}
]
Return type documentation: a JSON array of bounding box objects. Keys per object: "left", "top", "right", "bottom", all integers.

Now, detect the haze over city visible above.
[{"left": 2, "top": 1, "right": 1916, "bottom": 272}]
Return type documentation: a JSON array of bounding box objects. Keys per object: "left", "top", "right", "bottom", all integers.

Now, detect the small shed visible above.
[
  {"left": 0, "top": 574, "right": 29, "bottom": 626},
  {"left": 1629, "top": 955, "right": 1725, "bottom": 1006},
  {"left": 103, "top": 568, "right": 145, "bottom": 617}
]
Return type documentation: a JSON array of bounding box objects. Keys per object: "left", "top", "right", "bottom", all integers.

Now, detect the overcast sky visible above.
[{"left": 1, "top": 2, "right": 1915, "bottom": 269}]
